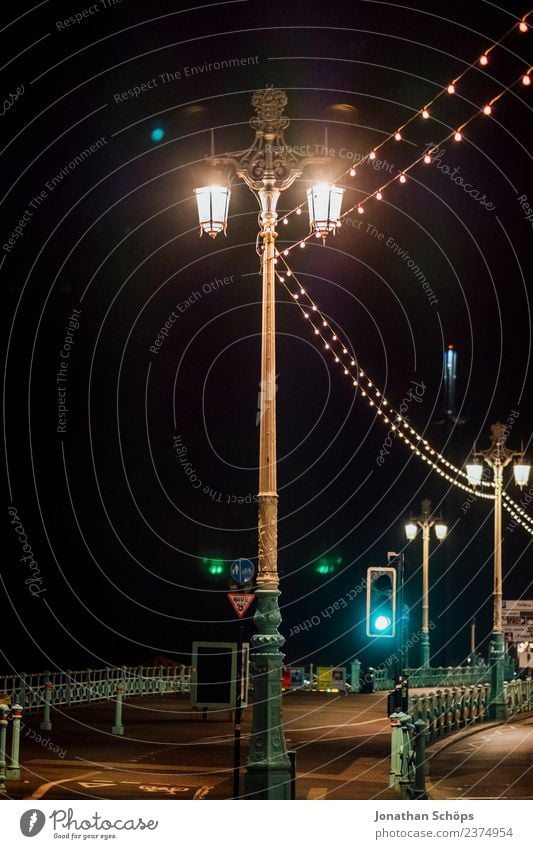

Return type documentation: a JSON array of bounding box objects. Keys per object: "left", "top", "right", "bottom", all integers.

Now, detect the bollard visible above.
[
  {"left": 8, "top": 704, "right": 23, "bottom": 780},
  {"left": 288, "top": 750, "right": 297, "bottom": 800},
  {"left": 40, "top": 677, "right": 53, "bottom": 732},
  {"left": 412, "top": 719, "right": 428, "bottom": 800},
  {"left": 112, "top": 685, "right": 124, "bottom": 735},
  {"left": 0, "top": 704, "right": 9, "bottom": 793},
  {"left": 350, "top": 660, "right": 361, "bottom": 693}
]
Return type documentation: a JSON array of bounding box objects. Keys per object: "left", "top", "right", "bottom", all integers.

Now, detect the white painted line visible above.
[
  {"left": 30, "top": 770, "right": 100, "bottom": 800},
  {"left": 26, "top": 758, "right": 231, "bottom": 774},
  {"left": 307, "top": 787, "right": 328, "bottom": 799},
  {"left": 286, "top": 717, "right": 389, "bottom": 732},
  {"left": 193, "top": 785, "right": 212, "bottom": 799}
]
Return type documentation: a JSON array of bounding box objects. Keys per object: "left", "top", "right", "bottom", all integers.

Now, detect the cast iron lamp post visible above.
[
  {"left": 466, "top": 422, "right": 530, "bottom": 719},
  {"left": 194, "top": 87, "right": 343, "bottom": 798},
  {"left": 404, "top": 499, "right": 447, "bottom": 668}
]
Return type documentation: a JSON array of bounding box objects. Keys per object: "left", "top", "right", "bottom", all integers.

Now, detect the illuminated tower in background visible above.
[{"left": 443, "top": 344, "right": 457, "bottom": 419}]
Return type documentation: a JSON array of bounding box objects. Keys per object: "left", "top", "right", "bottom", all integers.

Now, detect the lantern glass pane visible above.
[
  {"left": 307, "top": 183, "right": 344, "bottom": 236},
  {"left": 405, "top": 522, "right": 418, "bottom": 541},
  {"left": 434, "top": 522, "right": 448, "bottom": 540},
  {"left": 194, "top": 185, "right": 230, "bottom": 236},
  {"left": 466, "top": 461, "right": 483, "bottom": 486},
  {"left": 513, "top": 463, "right": 530, "bottom": 488}
]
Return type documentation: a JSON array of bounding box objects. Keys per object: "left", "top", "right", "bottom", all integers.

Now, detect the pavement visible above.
[
  {"left": 2, "top": 691, "right": 531, "bottom": 801},
  {"left": 427, "top": 713, "right": 533, "bottom": 800},
  {"left": 1, "top": 690, "right": 400, "bottom": 801}
]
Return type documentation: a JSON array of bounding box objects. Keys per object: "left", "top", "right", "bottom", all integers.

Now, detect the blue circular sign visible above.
[{"left": 230, "top": 558, "right": 255, "bottom": 584}]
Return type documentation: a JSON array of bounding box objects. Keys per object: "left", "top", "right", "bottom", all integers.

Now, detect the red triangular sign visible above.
[{"left": 227, "top": 592, "right": 255, "bottom": 618}]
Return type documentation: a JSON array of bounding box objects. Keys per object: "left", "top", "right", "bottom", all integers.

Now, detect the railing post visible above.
[
  {"left": 17, "top": 673, "right": 27, "bottom": 709},
  {"left": 66, "top": 670, "right": 72, "bottom": 707},
  {"left": 389, "top": 711, "right": 411, "bottom": 789},
  {"left": 159, "top": 665, "right": 165, "bottom": 695},
  {"left": 0, "top": 704, "right": 9, "bottom": 793},
  {"left": 112, "top": 684, "right": 124, "bottom": 735},
  {"left": 40, "top": 675, "right": 52, "bottom": 732},
  {"left": 8, "top": 704, "right": 23, "bottom": 780},
  {"left": 288, "top": 749, "right": 297, "bottom": 799},
  {"left": 413, "top": 719, "right": 428, "bottom": 799},
  {"left": 138, "top": 665, "right": 144, "bottom": 696}
]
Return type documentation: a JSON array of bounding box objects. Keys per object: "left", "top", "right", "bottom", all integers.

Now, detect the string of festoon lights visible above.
[
  {"left": 278, "top": 11, "right": 533, "bottom": 240},
  {"left": 273, "top": 257, "right": 533, "bottom": 536}
]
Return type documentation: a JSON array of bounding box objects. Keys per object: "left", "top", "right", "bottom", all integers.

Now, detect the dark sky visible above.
[{"left": 2, "top": 0, "right": 532, "bottom": 676}]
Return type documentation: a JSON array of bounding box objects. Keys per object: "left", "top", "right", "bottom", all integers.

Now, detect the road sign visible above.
[
  {"left": 227, "top": 592, "right": 255, "bottom": 618},
  {"left": 230, "top": 558, "right": 255, "bottom": 584}
]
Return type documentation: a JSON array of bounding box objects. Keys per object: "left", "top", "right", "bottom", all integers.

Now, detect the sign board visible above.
[
  {"left": 282, "top": 667, "right": 305, "bottom": 690},
  {"left": 227, "top": 592, "right": 255, "bottom": 618},
  {"left": 502, "top": 600, "right": 533, "bottom": 645},
  {"left": 191, "top": 641, "right": 249, "bottom": 709},
  {"left": 230, "top": 558, "right": 255, "bottom": 584},
  {"left": 316, "top": 666, "right": 346, "bottom": 691},
  {"left": 518, "top": 649, "right": 533, "bottom": 669}
]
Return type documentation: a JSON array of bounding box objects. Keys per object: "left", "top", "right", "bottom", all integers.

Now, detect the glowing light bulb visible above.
[
  {"left": 357, "top": 205, "right": 364, "bottom": 214},
  {"left": 300, "top": 241, "right": 305, "bottom": 248},
  {"left": 314, "top": 327, "right": 319, "bottom": 335},
  {"left": 394, "top": 131, "right": 402, "bottom": 141},
  {"left": 399, "top": 173, "right": 406, "bottom": 183},
  {"left": 447, "top": 84, "right": 455, "bottom": 94},
  {"left": 454, "top": 131, "right": 462, "bottom": 142},
  {"left": 424, "top": 154, "right": 431, "bottom": 164},
  {"left": 522, "top": 74, "right": 531, "bottom": 86},
  {"left": 350, "top": 168, "right": 356, "bottom": 176},
  {"left": 283, "top": 217, "right": 288, "bottom": 225},
  {"left": 300, "top": 287, "right": 305, "bottom": 295},
  {"left": 369, "top": 151, "right": 376, "bottom": 160},
  {"left": 296, "top": 207, "right": 302, "bottom": 215},
  {"left": 422, "top": 109, "right": 430, "bottom": 119},
  {"left": 376, "top": 191, "right": 383, "bottom": 200},
  {"left": 286, "top": 269, "right": 291, "bottom": 274},
  {"left": 519, "top": 21, "right": 528, "bottom": 32},
  {"left": 480, "top": 54, "right": 488, "bottom": 66},
  {"left": 483, "top": 104, "right": 492, "bottom": 115}
]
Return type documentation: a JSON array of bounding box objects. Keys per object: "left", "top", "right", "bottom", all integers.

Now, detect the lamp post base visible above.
[
  {"left": 244, "top": 589, "right": 291, "bottom": 800},
  {"left": 420, "top": 633, "right": 430, "bottom": 668},
  {"left": 489, "top": 633, "right": 507, "bottom": 721}
]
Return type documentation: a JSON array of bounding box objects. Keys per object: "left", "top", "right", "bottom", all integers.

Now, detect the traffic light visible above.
[
  {"left": 366, "top": 566, "right": 396, "bottom": 638},
  {"left": 202, "top": 557, "right": 224, "bottom": 575},
  {"left": 315, "top": 555, "right": 342, "bottom": 575}
]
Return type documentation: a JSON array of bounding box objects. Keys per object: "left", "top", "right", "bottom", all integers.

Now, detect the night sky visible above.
[{"left": 2, "top": 0, "right": 533, "bottom": 677}]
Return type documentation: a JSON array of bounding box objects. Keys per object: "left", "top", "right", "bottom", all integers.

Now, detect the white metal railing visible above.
[{"left": 0, "top": 666, "right": 191, "bottom": 713}]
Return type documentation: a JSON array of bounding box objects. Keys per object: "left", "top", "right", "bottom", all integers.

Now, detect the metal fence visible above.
[
  {"left": 407, "top": 678, "right": 533, "bottom": 743},
  {"left": 0, "top": 666, "right": 191, "bottom": 713}
]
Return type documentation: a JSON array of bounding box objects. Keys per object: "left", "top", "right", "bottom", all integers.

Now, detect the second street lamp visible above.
[
  {"left": 404, "top": 498, "right": 447, "bottom": 668},
  {"left": 466, "top": 422, "right": 530, "bottom": 720},
  {"left": 194, "top": 87, "right": 342, "bottom": 799}
]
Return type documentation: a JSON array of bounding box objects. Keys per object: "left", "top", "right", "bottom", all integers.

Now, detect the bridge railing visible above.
[
  {"left": 0, "top": 666, "right": 191, "bottom": 714},
  {"left": 401, "top": 665, "right": 491, "bottom": 689}
]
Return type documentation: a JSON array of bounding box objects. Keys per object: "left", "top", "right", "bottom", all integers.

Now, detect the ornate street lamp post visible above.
[
  {"left": 466, "top": 423, "right": 530, "bottom": 719},
  {"left": 404, "top": 499, "right": 447, "bottom": 668},
  {"left": 195, "top": 87, "right": 342, "bottom": 798}
]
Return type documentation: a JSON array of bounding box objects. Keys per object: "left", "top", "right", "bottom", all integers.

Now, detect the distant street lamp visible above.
[
  {"left": 194, "top": 87, "right": 341, "bottom": 798},
  {"left": 466, "top": 422, "right": 530, "bottom": 719},
  {"left": 404, "top": 498, "right": 447, "bottom": 668}
]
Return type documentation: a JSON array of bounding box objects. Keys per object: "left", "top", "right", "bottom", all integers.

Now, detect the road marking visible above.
[
  {"left": 307, "top": 787, "right": 328, "bottom": 799},
  {"left": 78, "top": 781, "right": 116, "bottom": 788},
  {"left": 26, "top": 758, "right": 231, "bottom": 774},
  {"left": 286, "top": 717, "right": 389, "bottom": 732},
  {"left": 194, "top": 785, "right": 212, "bottom": 800},
  {"left": 30, "top": 770, "right": 100, "bottom": 800}
]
